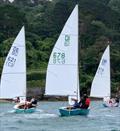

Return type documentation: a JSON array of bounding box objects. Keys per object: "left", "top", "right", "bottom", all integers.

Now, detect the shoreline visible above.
[
  {"left": 1, "top": 87, "right": 119, "bottom": 102},
  {"left": 0, "top": 97, "right": 103, "bottom": 103}
]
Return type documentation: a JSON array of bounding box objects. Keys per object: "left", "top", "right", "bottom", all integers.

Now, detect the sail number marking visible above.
[
  {"left": 6, "top": 46, "right": 19, "bottom": 67},
  {"left": 97, "top": 67, "right": 104, "bottom": 75},
  {"left": 53, "top": 52, "right": 65, "bottom": 64},
  {"left": 97, "top": 59, "right": 107, "bottom": 75},
  {"left": 64, "top": 35, "right": 70, "bottom": 46}
]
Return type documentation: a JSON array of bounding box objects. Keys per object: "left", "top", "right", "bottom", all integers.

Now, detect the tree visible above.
[{"left": 0, "top": 4, "right": 26, "bottom": 38}]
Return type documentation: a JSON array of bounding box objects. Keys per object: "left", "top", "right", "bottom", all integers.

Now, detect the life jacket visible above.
[{"left": 85, "top": 98, "right": 90, "bottom": 106}]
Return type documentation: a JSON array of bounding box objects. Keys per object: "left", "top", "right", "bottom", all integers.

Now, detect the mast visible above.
[
  {"left": 24, "top": 26, "right": 27, "bottom": 100},
  {"left": 109, "top": 45, "right": 111, "bottom": 98},
  {"left": 107, "top": 40, "right": 111, "bottom": 98},
  {"left": 76, "top": 3, "right": 80, "bottom": 101}
]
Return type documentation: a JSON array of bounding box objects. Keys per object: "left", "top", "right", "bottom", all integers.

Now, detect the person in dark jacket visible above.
[
  {"left": 14, "top": 97, "right": 20, "bottom": 103},
  {"left": 79, "top": 94, "right": 90, "bottom": 109},
  {"left": 30, "top": 97, "right": 38, "bottom": 107}
]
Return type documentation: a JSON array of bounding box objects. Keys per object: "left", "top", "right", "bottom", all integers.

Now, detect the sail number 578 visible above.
[{"left": 53, "top": 52, "right": 65, "bottom": 64}]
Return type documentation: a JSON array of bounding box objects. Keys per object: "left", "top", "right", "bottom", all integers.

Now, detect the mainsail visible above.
[
  {"left": 90, "top": 45, "right": 110, "bottom": 98},
  {"left": 45, "top": 5, "right": 79, "bottom": 99},
  {"left": 0, "top": 26, "right": 26, "bottom": 99}
]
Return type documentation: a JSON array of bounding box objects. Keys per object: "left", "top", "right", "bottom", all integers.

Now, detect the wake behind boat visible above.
[{"left": 45, "top": 4, "right": 90, "bottom": 116}]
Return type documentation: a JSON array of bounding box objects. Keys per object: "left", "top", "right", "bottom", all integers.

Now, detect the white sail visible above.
[
  {"left": 90, "top": 45, "right": 110, "bottom": 98},
  {"left": 68, "top": 59, "right": 80, "bottom": 105},
  {"left": 77, "top": 75, "right": 80, "bottom": 101},
  {"left": 45, "top": 5, "right": 79, "bottom": 97},
  {"left": 0, "top": 26, "right": 26, "bottom": 99}
]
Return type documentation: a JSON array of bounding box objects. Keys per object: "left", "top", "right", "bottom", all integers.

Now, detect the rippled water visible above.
[{"left": 0, "top": 101, "right": 120, "bottom": 131}]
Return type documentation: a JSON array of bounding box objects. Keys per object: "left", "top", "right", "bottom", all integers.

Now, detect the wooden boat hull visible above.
[{"left": 59, "top": 107, "right": 90, "bottom": 116}]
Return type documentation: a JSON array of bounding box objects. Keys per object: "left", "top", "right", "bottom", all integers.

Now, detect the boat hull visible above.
[
  {"left": 59, "top": 107, "right": 90, "bottom": 116},
  {"left": 13, "top": 103, "right": 36, "bottom": 113},
  {"left": 14, "top": 108, "right": 36, "bottom": 113},
  {"left": 103, "top": 103, "right": 119, "bottom": 107}
]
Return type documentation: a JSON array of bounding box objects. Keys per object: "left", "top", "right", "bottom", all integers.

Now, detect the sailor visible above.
[
  {"left": 14, "top": 97, "right": 20, "bottom": 103},
  {"left": 79, "top": 94, "right": 90, "bottom": 109},
  {"left": 85, "top": 96, "right": 91, "bottom": 108},
  {"left": 72, "top": 98, "right": 80, "bottom": 108},
  {"left": 30, "top": 97, "right": 38, "bottom": 107}
]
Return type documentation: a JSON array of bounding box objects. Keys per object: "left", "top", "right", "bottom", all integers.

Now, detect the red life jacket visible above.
[{"left": 85, "top": 98, "right": 90, "bottom": 106}]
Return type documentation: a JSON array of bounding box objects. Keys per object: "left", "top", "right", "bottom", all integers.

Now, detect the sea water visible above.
[{"left": 0, "top": 101, "right": 120, "bottom": 131}]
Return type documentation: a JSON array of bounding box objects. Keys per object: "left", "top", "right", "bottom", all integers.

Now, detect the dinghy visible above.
[
  {"left": 90, "top": 45, "right": 119, "bottom": 107},
  {"left": 59, "top": 107, "right": 90, "bottom": 116},
  {"left": 45, "top": 4, "right": 90, "bottom": 116},
  {"left": 14, "top": 107, "right": 35, "bottom": 113},
  {"left": 0, "top": 26, "right": 36, "bottom": 113},
  {"left": 14, "top": 102, "right": 36, "bottom": 113}
]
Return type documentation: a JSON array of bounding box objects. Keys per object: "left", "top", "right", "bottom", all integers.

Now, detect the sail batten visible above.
[{"left": 0, "top": 26, "right": 26, "bottom": 99}]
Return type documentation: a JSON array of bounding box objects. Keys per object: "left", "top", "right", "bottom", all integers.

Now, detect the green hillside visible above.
[{"left": 0, "top": 0, "right": 120, "bottom": 96}]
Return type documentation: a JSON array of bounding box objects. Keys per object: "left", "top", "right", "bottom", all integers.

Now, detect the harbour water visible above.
[{"left": 0, "top": 101, "right": 120, "bottom": 131}]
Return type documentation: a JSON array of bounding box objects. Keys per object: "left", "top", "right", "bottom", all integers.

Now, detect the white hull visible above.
[{"left": 103, "top": 102, "right": 119, "bottom": 107}]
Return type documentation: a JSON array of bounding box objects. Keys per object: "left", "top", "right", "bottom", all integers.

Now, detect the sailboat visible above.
[
  {"left": 45, "top": 5, "right": 90, "bottom": 116},
  {"left": 0, "top": 26, "right": 26, "bottom": 100},
  {"left": 0, "top": 26, "right": 36, "bottom": 113},
  {"left": 90, "top": 45, "right": 119, "bottom": 107}
]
